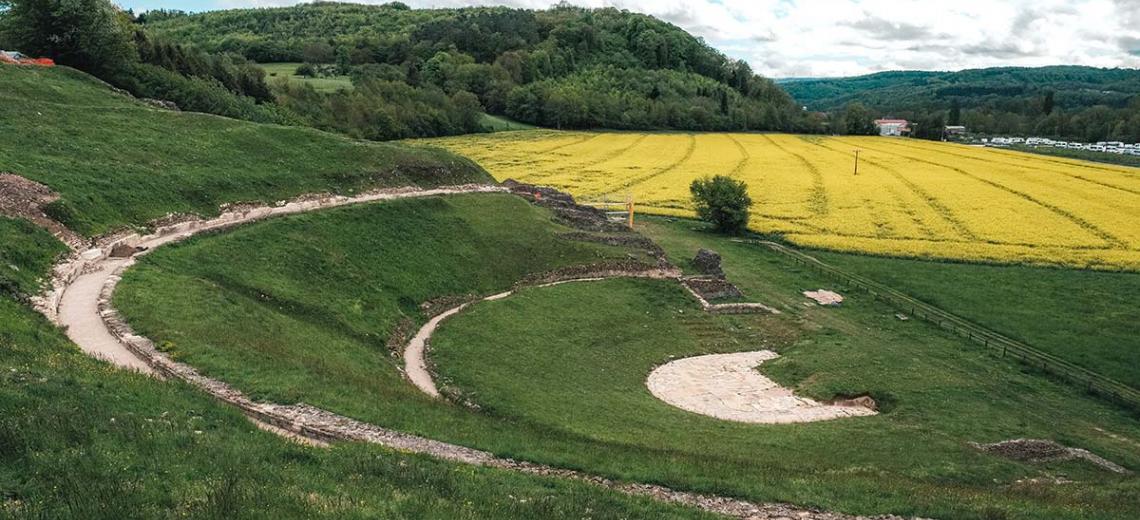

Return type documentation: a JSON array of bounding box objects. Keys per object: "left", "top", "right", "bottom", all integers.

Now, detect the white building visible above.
[{"left": 873, "top": 119, "right": 910, "bottom": 137}]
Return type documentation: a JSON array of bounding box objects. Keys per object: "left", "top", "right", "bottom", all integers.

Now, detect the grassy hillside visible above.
[
  {"left": 0, "top": 216, "right": 707, "bottom": 519},
  {"left": 0, "top": 65, "right": 487, "bottom": 236},
  {"left": 115, "top": 194, "right": 653, "bottom": 413},
  {"left": 0, "top": 218, "right": 68, "bottom": 299},
  {"left": 114, "top": 196, "right": 1140, "bottom": 520}
]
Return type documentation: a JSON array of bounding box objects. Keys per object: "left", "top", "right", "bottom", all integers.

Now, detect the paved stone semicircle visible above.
[{"left": 646, "top": 351, "right": 877, "bottom": 424}]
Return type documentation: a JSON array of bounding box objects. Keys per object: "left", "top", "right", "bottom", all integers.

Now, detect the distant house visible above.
[
  {"left": 944, "top": 125, "right": 966, "bottom": 136},
  {"left": 873, "top": 119, "right": 910, "bottom": 137}
]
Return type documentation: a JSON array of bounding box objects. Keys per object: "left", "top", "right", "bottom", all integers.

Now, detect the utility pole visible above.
[{"left": 853, "top": 149, "right": 861, "bottom": 175}]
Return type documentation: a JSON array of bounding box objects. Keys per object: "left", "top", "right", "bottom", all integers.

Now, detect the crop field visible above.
[{"left": 419, "top": 131, "right": 1140, "bottom": 270}]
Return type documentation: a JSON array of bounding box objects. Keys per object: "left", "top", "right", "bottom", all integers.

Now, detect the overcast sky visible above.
[{"left": 120, "top": 0, "right": 1140, "bottom": 78}]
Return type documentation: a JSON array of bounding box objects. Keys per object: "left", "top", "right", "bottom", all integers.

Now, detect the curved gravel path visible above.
[
  {"left": 647, "top": 351, "right": 877, "bottom": 423},
  {"left": 43, "top": 185, "right": 505, "bottom": 368},
  {"left": 38, "top": 185, "right": 920, "bottom": 520}
]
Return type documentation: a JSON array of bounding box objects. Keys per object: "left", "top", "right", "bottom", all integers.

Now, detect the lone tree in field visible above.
[{"left": 690, "top": 175, "right": 752, "bottom": 234}]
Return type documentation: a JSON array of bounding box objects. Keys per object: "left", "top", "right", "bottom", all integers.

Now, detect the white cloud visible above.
[{"left": 208, "top": 0, "right": 1140, "bottom": 77}]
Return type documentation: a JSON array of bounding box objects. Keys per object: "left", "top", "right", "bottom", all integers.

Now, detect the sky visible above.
[{"left": 118, "top": 0, "right": 1140, "bottom": 78}]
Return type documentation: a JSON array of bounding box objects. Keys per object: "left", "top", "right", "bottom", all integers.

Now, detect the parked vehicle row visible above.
[{"left": 982, "top": 136, "right": 1140, "bottom": 155}]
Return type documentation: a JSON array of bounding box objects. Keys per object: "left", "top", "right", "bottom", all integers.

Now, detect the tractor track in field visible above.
[
  {"left": 884, "top": 137, "right": 1140, "bottom": 180},
  {"left": 536, "top": 133, "right": 600, "bottom": 155},
  {"left": 37, "top": 183, "right": 919, "bottom": 520},
  {"left": 521, "top": 133, "right": 648, "bottom": 183},
  {"left": 596, "top": 133, "right": 697, "bottom": 198},
  {"left": 879, "top": 139, "right": 1140, "bottom": 197},
  {"left": 761, "top": 134, "right": 829, "bottom": 217},
  {"left": 726, "top": 134, "right": 752, "bottom": 177},
  {"left": 810, "top": 139, "right": 978, "bottom": 241},
  {"left": 849, "top": 141, "right": 1129, "bottom": 249}
]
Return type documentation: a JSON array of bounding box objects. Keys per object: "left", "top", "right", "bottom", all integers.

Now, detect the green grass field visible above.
[
  {"left": 259, "top": 62, "right": 354, "bottom": 93},
  {"left": 807, "top": 249, "right": 1140, "bottom": 388},
  {"left": 113, "top": 198, "right": 1140, "bottom": 520},
  {"left": 0, "top": 65, "right": 484, "bottom": 236},
  {"left": 480, "top": 113, "right": 537, "bottom": 132}
]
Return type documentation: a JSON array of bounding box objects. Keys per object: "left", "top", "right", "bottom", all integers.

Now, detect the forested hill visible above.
[
  {"left": 139, "top": 2, "right": 815, "bottom": 133},
  {"left": 783, "top": 66, "right": 1140, "bottom": 112},
  {"left": 780, "top": 66, "right": 1140, "bottom": 142}
]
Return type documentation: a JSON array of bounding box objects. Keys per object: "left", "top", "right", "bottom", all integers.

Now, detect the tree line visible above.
[{"left": 0, "top": 0, "right": 292, "bottom": 124}]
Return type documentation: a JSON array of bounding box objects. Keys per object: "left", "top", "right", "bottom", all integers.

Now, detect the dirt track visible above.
[{"left": 58, "top": 259, "right": 155, "bottom": 374}]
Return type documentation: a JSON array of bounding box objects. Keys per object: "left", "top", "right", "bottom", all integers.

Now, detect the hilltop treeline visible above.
[
  {"left": 785, "top": 67, "right": 1140, "bottom": 142},
  {"left": 140, "top": 2, "right": 816, "bottom": 134},
  {"left": 0, "top": 0, "right": 293, "bottom": 124}
]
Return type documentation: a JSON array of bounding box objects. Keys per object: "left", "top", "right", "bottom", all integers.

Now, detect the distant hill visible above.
[
  {"left": 783, "top": 66, "right": 1140, "bottom": 142},
  {"left": 783, "top": 66, "right": 1140, "bottom": 112},
  {"left": 139, "top": 2, "right": 815, "bottom": 133}
]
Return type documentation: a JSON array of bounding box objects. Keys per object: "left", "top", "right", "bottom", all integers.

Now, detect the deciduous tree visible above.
[{"left": 690, "top": 175, "right": 752, "bottom": 235}]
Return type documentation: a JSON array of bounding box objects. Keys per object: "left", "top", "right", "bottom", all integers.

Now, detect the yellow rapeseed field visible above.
[{"left": 418, "top": 131, "right": 1140, "bottom": 270}]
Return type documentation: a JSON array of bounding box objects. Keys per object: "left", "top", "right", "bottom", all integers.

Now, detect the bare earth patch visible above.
[
  {"left": 647, "top": 351, "right": 878, "bottom": 424},
  {"left": 971, "top": 438, "right": 1130, "bottom": 474},
  {"left": 804, "top": 289, "right": 844, "bottom": 306},
  {"left": 0, "top": 173, "right": 84, "bottom": 248}
]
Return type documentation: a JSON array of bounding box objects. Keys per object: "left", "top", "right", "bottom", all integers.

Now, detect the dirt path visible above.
[
  {"left": 647, "top": 351, "right": 876, "bottom": 423},
  {"left": 39, "top": 185, "right": 920, "bottom": 520},
  {"left": 58, "top": 259, "right": 155, "bottom": 374}
]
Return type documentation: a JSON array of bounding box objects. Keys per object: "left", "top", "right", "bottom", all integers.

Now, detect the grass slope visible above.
[
  {"left": 114, "top": 198, "right": 1140, "bottom": 520},
  {"left": 0, "top": 65, "right": 486, "bottom": 236},
  {"left": 259, "top": 62, "right": 353, "bottom": 93},
  {"left": 116, "top": 193, "right": 649, "bottom": 417},
  {"left": 0, "top": 209, "right": 706, "bottom": 519},
  {"left": 480, "top": 114, "right": 537, "bottom": 132},
  {"left": 0, "top": 217, "right": 68, "bottom": 299},
  {"left": 808, "top": 249, "right": 1140, "bottom": 388}
]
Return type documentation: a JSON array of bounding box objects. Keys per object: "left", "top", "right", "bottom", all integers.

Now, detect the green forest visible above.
[
  {"left": 139, "top": 2, "right": 813, "bottom": 134},
  {"left": 783, "top": 67, "right": 1140, "bottom": 142}
]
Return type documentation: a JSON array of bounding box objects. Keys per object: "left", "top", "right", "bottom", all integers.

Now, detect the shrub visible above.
[
  {"left": 690, "top": 175, "right": 752, "bottom": 234},
  {"left": 110, "top": 63, "right": 296, "bottom": 125},
  {"left": 295, "top": 63, "right": 316, "bottom": 77}
]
